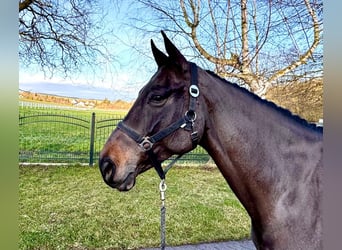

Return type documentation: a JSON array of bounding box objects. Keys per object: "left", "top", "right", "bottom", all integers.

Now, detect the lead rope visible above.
[
  {"left": 159, "top": 179, "right": 167, "bottom": 250},
  {"left": 157, "top": 154, "right": 184, "bottom": 249}
]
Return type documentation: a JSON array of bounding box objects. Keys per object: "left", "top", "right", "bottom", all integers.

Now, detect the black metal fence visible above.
[{"left": 19, "top": 105, "right": 210, "bottom": 165}]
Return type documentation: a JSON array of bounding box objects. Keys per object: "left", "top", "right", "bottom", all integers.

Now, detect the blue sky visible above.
[
  {"left": 19, "top": 1, "right": 159, "bottom": 101},
  {"left": 19, "top": 1, "right": 323, "bottom": 101}
]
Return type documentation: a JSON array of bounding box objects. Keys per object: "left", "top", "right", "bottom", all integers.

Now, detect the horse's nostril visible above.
[{"left": 99, "top": 157, "right": 116, "bottom": 183}]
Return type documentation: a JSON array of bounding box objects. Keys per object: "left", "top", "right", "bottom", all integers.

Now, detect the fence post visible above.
[{"left": 89, "top": 112, "right": 96, "bottom": 166}]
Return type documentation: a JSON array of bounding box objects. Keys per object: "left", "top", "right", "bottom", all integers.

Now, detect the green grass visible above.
[
  {"left": 19, "top": 165, "right": 250, "bottom": 249},
  {"left": 19, "top": 107, "right": 125, "bottom": 163},
  {"left": 19, "top": 106, "right": 210, "bottom": 164}
]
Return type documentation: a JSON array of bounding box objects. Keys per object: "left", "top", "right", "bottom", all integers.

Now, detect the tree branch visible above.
[
  {"left": 19, "top": 0, "right": 35, "bottom": 12},
  {"left": 269, "top": 0, "right": 321, "bottom": 83},
  {"left": 180, "top": 0, "right": 241, "bottom": 70}
]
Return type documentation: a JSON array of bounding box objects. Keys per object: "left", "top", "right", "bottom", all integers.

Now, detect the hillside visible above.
[
  {"left": 19, "top": 78, "right": 323, "bottom": 123},
  {"left": 265, "top": 78, "right": 323, "bottom": 123},
  {"left": 19, "top": 90, "right": 133, "bottom": 110}
]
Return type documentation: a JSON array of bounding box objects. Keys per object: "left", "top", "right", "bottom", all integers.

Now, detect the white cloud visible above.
[{"left": 18, "top": 66, "right": 153, "bottom": 101}]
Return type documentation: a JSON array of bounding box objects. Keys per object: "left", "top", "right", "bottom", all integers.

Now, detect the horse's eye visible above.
[
  {"left": 149, "top": 93, "right": 168, "bottom": 106},
  {"left": 151, "top": 95, "right": 164, "bottom": 102}
]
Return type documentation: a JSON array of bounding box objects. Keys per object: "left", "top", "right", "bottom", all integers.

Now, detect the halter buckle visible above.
[
  {"left": 139, "top": 137, "right": 154, "bottom": 151},
  {"left": 189, "top": 85, "right": 200, "bottom": 98}
]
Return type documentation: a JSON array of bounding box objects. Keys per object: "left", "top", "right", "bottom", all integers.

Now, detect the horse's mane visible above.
[{"left": 205, "top": 70, "right": 323, "bottom": 133}]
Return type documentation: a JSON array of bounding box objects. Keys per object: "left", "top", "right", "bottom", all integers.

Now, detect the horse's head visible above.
[{"left": 99, "top": 31, "right": 205, "bottom": 191}]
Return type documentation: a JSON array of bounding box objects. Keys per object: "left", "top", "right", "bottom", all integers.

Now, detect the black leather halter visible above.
[{"left": 117, "top": 62, "right": 200, "bottom": 180}]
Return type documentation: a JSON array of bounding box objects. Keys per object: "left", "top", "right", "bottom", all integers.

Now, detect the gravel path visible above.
[{"left": 143, "top": 240, "right": 256, "bottom": 250}]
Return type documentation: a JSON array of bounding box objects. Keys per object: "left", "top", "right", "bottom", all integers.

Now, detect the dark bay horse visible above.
[{"left": 99, "top": 31, "right": 323, "bottom": 249}]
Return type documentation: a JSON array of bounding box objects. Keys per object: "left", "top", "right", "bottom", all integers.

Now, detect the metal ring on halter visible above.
[
  {"left": 189, "top": 85, "right": 200, "bottom": 98},
  {"left": 139, "top": 137, "right": 154, "bottom": 151},
  {"left": 185, "top": 110, "right": 197, "bottom": 122}
]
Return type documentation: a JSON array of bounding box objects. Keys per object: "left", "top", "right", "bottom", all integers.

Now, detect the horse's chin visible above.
[
  {"left": 115, "top": 163, "right": 151, "bottom": 191},
  {"left": 121, "top": 172, "right": 137, "bottom": 191},
  {"left": 111, "top": 172, "right": 136, "bottom": 192}
]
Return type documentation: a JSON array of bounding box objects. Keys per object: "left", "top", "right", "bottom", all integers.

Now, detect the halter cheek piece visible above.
[{"left": 117, "top": 62, "right": 200, "bottom": 180}]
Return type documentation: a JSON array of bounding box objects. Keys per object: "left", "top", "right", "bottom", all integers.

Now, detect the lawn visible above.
[
  {"left": 19, "top": 164, "right": 250, "bottom": 249},
  {"left": 19, "top": 107, "right": 122, "bottom": 156},
  {"left": 19, "top": 106, "right": 210, "bottom": 165}
]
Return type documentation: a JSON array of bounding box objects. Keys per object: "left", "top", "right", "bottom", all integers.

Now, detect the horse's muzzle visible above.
[{"left": 99, "top": 157, "right": 136, "bottom": 191}]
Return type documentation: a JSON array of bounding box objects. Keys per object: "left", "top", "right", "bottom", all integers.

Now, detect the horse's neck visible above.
[
  {"left": 199, "top": 74, "right": 321, "bottom": 226},
  {"left": 200, "top": 83, "right": 272, "bottom": 221}
]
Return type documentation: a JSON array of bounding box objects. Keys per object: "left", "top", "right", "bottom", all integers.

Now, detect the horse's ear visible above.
[
  {"left": 161, "top": 30, "right": 187, "bottom": 68},
  {"left": 151, "top": 39, "right": 169, "bottom": 67}
]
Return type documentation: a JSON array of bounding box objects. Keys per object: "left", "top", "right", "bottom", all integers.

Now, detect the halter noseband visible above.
[{"left": 117, "top": 62, "right": 200, "bottom": 180}]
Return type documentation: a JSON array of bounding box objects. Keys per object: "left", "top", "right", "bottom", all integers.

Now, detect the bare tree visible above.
[
  {"left": 133, "top": 0, "right": 323, "bottom": 96},
  {"left": 19, "top": 0, "right": 118, "bottom": 79}
]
